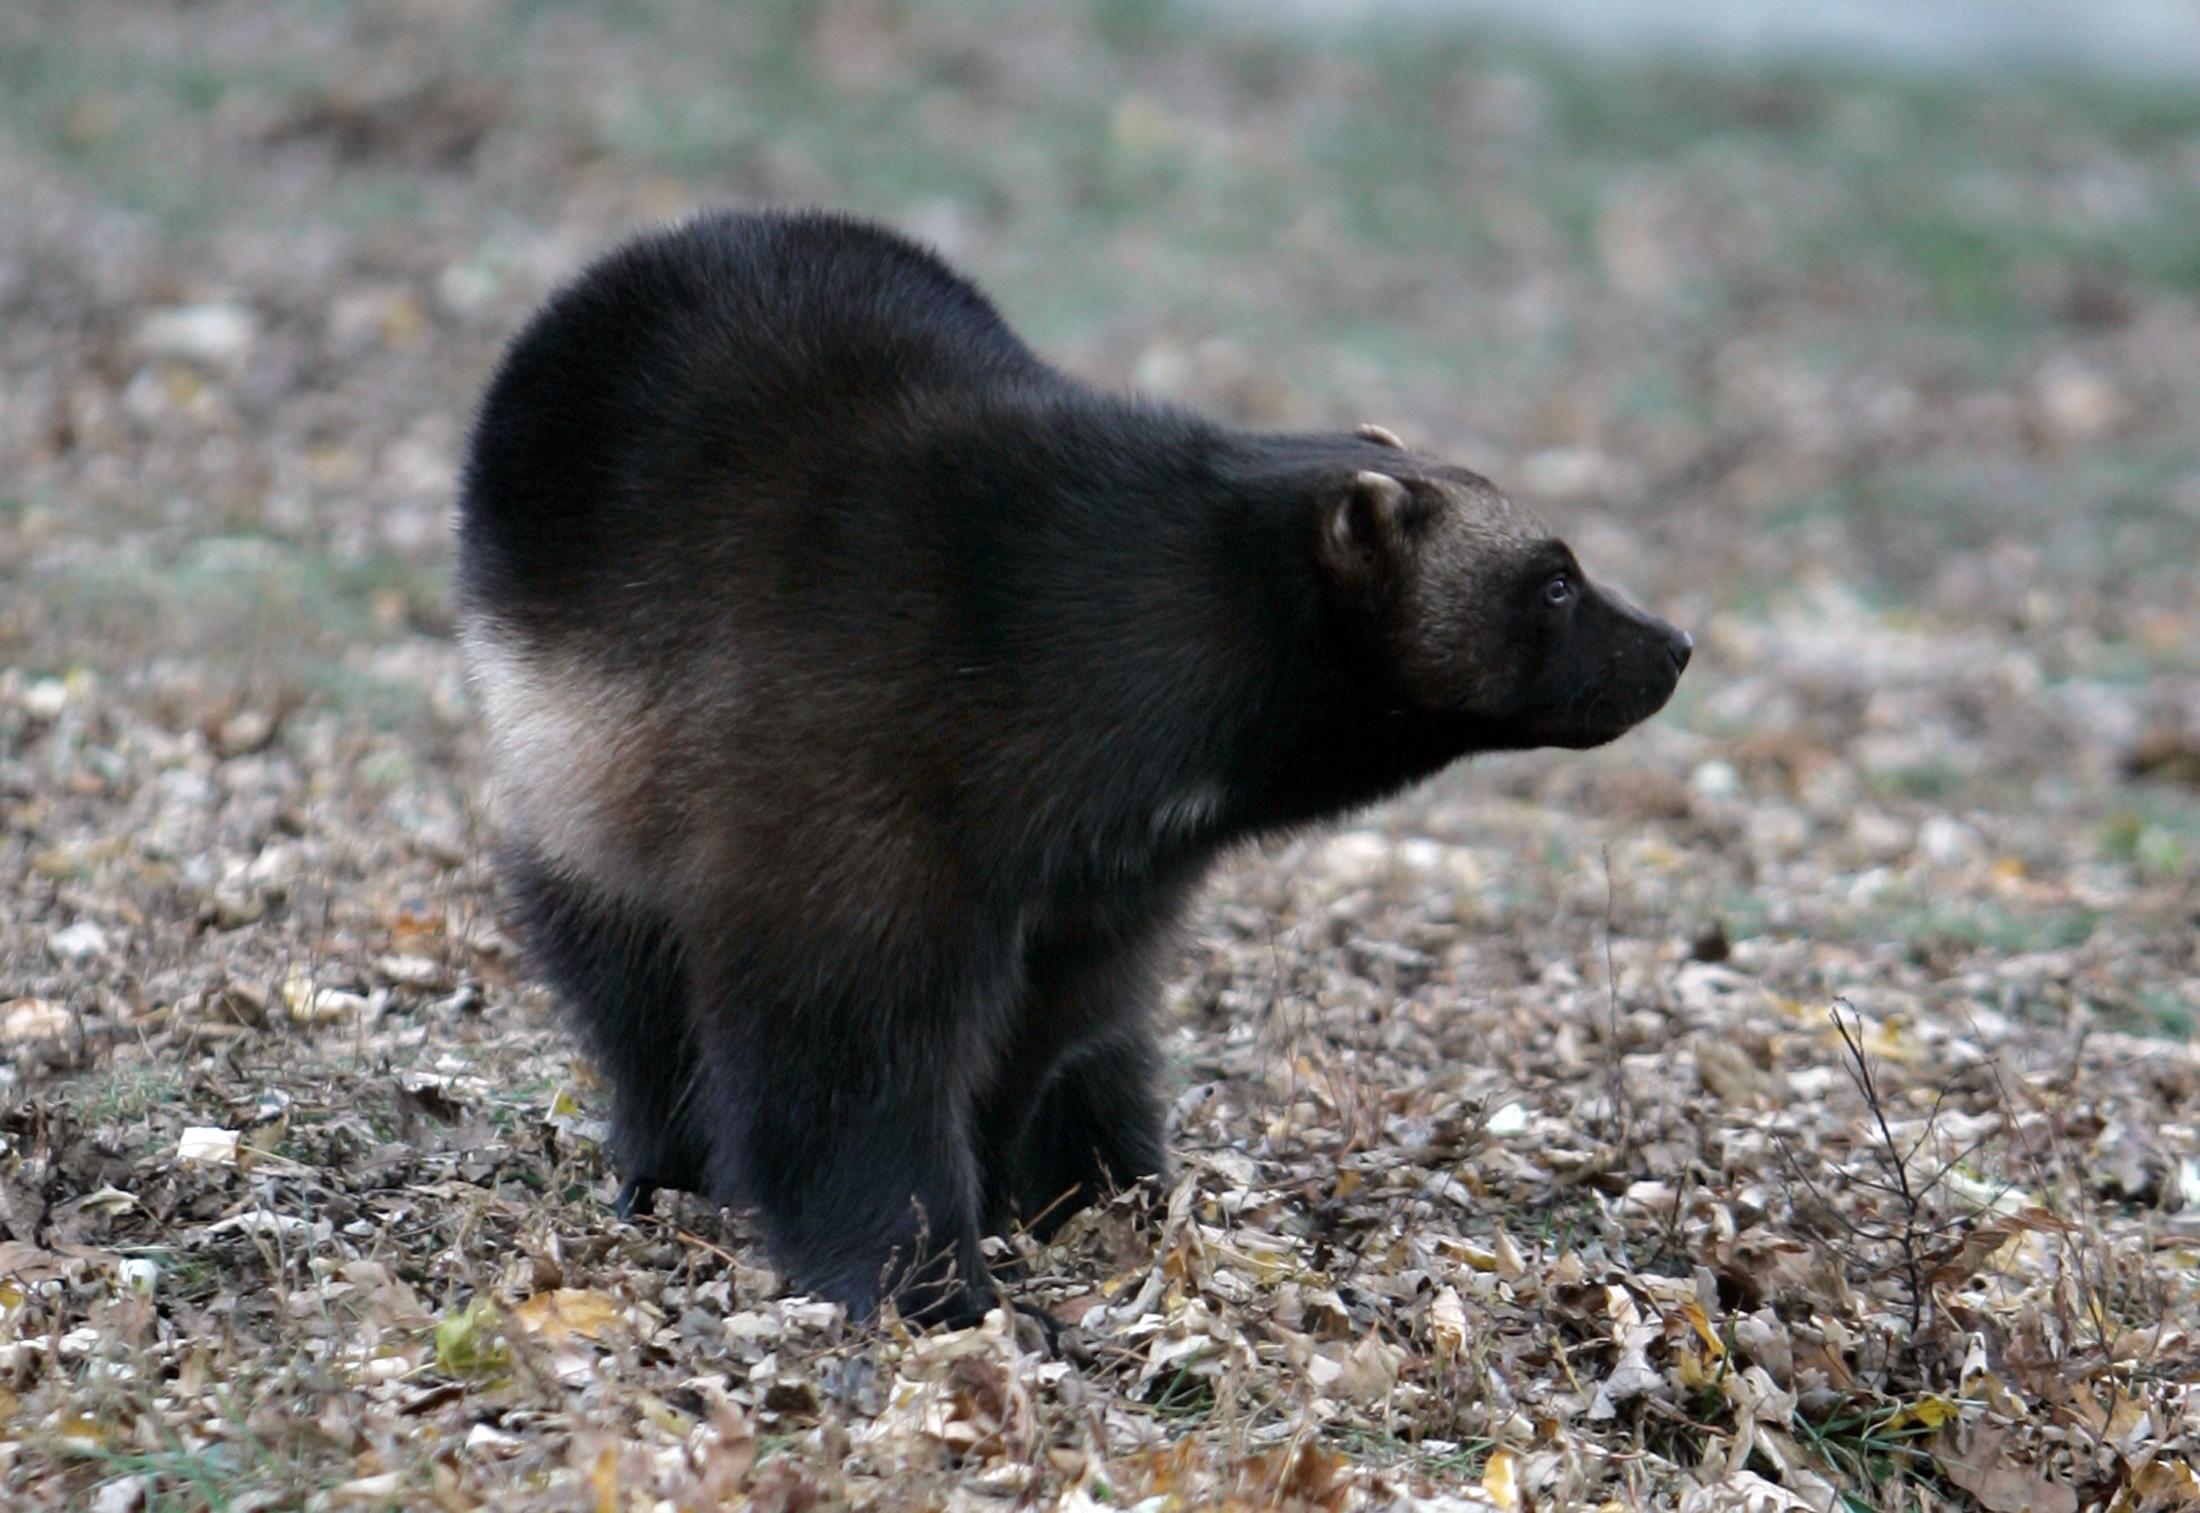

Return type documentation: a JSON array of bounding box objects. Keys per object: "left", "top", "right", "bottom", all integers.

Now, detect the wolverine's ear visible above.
[{"left": 1319, "top": 471, "right": 1423, "bottom": 587}]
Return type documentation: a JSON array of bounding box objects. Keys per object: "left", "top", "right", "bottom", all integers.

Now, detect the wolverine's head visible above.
[{"left": 1313, "top": 438, "right": 1690, "bottom": 751}]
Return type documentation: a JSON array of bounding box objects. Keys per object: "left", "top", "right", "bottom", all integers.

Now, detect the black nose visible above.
[{"left": 1668, "top": 631, "right": 1693, "bottom": 674}]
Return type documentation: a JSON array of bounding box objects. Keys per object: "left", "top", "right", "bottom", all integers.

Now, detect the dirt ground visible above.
[{"left": 4, "top": 2, "right": 2199, "bottom": 1509}]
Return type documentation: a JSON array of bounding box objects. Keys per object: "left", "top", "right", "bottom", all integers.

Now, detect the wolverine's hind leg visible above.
[
  {"left": 501, "top": 847, "right": 710, "bottom": 1211},
  {"left": 1003, "top": 1030, "right": 1165, "bottom": 1238},
  {"left": 978, "top": 898, "right": 1177, "bottom": 1240}
]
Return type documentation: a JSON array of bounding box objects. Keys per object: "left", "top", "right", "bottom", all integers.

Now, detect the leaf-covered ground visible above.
[{"left": 3, "top": 2, "right": 2199, "bottom": 1508}]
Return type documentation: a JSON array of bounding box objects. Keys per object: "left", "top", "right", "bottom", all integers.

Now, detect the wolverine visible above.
[{"left": 456, "top": 209, "right": 1690, "bottom": 1327}]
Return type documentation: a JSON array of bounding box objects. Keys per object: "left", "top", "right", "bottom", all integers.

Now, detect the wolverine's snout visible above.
[{"left": 1669, "top": 630, "right": 1694, "bottom": 675}]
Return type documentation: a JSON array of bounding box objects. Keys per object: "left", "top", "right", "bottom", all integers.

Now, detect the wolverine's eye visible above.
[{"left": 1543, "top": 574, "right": 1574, "bottom": 606}]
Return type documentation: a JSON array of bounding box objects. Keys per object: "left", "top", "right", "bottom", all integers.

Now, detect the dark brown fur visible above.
[{"left": 456, "top": 209, "right": 1690, "bottom": 1324}]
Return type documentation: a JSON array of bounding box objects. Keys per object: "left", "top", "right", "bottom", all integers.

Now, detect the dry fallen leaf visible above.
[
  {"left": 1933, "top": 1426, "right": 2078, "bottom": 1513},
  {"left": 1431, "top": 1284, "right": 1468, "bottom": 1355},
  {"left": 175, "top": 1126, "right": 240, "bottom": 1165},
  {"left": 1, "top": 998, "right": 71, "bottom": 1043},
  {"left": 282, "top": 974, "right": 374, "bottom": 1025},
  {"left": 511, "top": 1287, "right": 625, "bottom": 1344}
]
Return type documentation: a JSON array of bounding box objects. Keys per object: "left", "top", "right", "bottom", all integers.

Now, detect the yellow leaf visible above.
[
  {"left": 512, "top": 1288, "right": 623, "bottom": 1343},
  {"left": 1482, "top": 1447, "right": 1520, "bottom": 1511},
  {"left": 638, "top": 1392, "right": 694, "bottom": 1439},
  {"left": 55, "top": 1414, "right": 104, "bottom": 1449},
  {"left": 591, "top": 1444, "right": 618, "bottom": 1513},
  {"left": 1859, "top": 1016, "right": 1918, "bottom": 1063},
  {"left": 1682, "top": 1298, "right": 1725, "bottom": 1357},
  {"left": 1887, "top": 1395, "right": 1960, "bottom": 1432}
]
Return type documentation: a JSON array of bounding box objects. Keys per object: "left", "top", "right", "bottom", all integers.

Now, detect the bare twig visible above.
[{"left": 1829, "top": 1001, "right": 1927, "bottom": 1339}]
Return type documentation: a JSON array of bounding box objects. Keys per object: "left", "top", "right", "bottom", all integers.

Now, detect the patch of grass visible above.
[
  {"left": 2132, "top": 988, "right": 2198, "bottom": 1041},
  {"left": 47, "top": 1395, "right": 359, "bottom": 1513},
  {"left": 66, "top": 1445, "right": 265, "bottom": 1513},
  {"left": 1839, "top": 895, "right": 2099, "bottom": 957},
  {"left": 1770, "top": 453, "right": 2200, "bottom": 608},
  {"left": 2085, "top": 984, "right": 2200, "bottom": 1042},
  {"left": 1711, "top": 892, "right": 1779, "bottom": 944},
  {"left": 68, "top": 1063, "right": 195, "bottom": 1133},
  {"left": 480, "top": 1071, "right": 566, "bottom": 1134},
  {"left": 1863, "top": 760, "right": 1972, "bottom": 804},
  {"left": 1790, "top": 1399, "right": 1952, "bottom": 1513},
  {"left": 1092, "top": 0, "right": 1184, "bottom": 54},
  {"left": 0, "top": 33, "right": 306, "bottom": 230},
  {"left": 7, "top": 545, "right": 450, "bottom": 726},
  {"left": 115, "top": 1246, "right": 222, "bottom": 1299},
  {"left": 1142, "top": 1366, "right": 1219, "bottom": 1423},
  {"left": 2098, "top": 804, "right": 2198, "bottom": 882},
  {"left": 1330, "top": 1426, "right": 1494, "bottom": 1481},
  {"left": 1522, "top": 1189, "right": 1605, "bottom": 1255}
]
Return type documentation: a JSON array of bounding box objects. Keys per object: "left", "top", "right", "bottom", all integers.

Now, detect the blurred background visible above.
[{"left": 3, "top": 0, "right": 2196, "bottom": 1031}]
